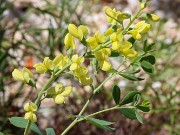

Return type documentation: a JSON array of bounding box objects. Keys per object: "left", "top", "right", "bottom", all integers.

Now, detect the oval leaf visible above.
[
  {"left": 135, "top": 111, "right": 144, "bottom": 124},
  {"left": 120, "top": 108, "right": 136, "bottom": 119},
  {"left": 45, "top": 128, "right": 56, "bottom": 135},
  {"left": 9, "top": 117, "right": 42, "bottom": 135},
  {"left": 140, "top": 55, "right": 156, "bottom": 65},
  {"left": 112, "top": 85, "right": 121, "bottom": 104},
  {"left": 86, "top": 118, "right": 115, "bottom": 131},
  {"left": 140, "top": 61, "right": 154, "bottom": 73},
  {"left": 120, "top": 91, "right": 140, "bottom": 105},
  {"left": 119, "top": 73, "right": 144, "bottom": 81}
]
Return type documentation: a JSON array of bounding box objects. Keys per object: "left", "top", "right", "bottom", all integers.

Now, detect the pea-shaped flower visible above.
[
  {"left": 47, "top": 83, "right": 72, "bottom": 104},
  {"left": 70, "top": 55, "right": 84, "bottom": 71},
  {"left": 113, "top": 41, "right": 138, "bottom": 59},
  {"left": 24, "top": 102, "right": 37, "bottom": 122},
  {"left": 129, "top": 21, "right": 150, "bottom": 40},
  {"left": 147, "top": 14, "right": 160, "bottom": 22},
  {"left": 34, "top": 57, "right": 54, "bottom": 74},
  {"left": 64, "top": 33, "right": 75, "bottom": 50},
  {"left": 95, "top": 48, "right": 112, "bottom": 71},
  {"left": 53, "top": 54, "right": 69, "bottom": 69},
  {"left": 74, "top": 66, "right": 93, "bottom": 85},
  {"left": 68, "top": 24, "right": 89, "bottom": 40},
  {"left": 12, "top": 67, "right": 33, "bottom": 83},
  {"left": 86, "top": 31, "right": 106, "bottom": 51}
]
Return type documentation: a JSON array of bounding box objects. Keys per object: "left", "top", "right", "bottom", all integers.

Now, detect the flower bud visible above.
[
  {"left": 147, "top": 13, "right": 160, "bottom": 22},
  {"left": 64, "top": 33, "right": 75, "bottom": 50},
  {"left": 54, "top": 95, "right": 65, "bottom": 104},
  {"left": 140, "top": 3, "right": 146, "bottom": 9},
  {"left": 33, "top": 63, "right": 47, "bottom": 74},
  {"left": 61, "top": 86, "right": 72, "bottom": 97}
]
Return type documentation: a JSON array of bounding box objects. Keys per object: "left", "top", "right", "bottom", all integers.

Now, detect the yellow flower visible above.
[
  {"left": 104, "top": 6, "right": 130, "bottom": 24},
  {"left": 64, "top": 33, "right": 75, "bottom": 50},
  {"left": 34, "top": 57, "right": 54, "bottom": 74},
  {"left": 74, "top": 66, "right": 93, "bottom": 85},
  {"left": 86, "top": 31, "right": 105, "bottom": 51},
  {"left": 147, "top": 14, "right": 160, "bottom": 22},
  {"left": 94, "top": 31, "right": 106, "bottom": 43},
  {"left": 53, "top": 54, "right": 69, "bottom": 69},
  {"left": 117, "top": 41, "right": 137, "bottom": 59},
  {"left": 78, "top": 25, "right": 89, "bottom": 36},
  {"left": 99, "top": 60, "right": 111, "bottom": 71},
  {"left": 12, "top": 67, "right": 33, "bottom": 83},
  {"left": 47, "top": 83, "right": 72, "bottom": 104},
  {"left": 140, "top": 3, "right": 146, "bottom": 9},
  {"left": 70, "top": 55, "right": 84, "bottom": 71},
  {"left": 54, "top": 95, "right": 65, "bottom": 104},
  {"left": 134, "top": 21, "right": 150, "bottom": 34},
  {"left": 128, "top": 30, "right": 142, "bottom": 40},
  {"left": 129, "top": 21, "right": 150, "bottom": 40},
  {"left": 122, "top": 49, "right": 138, "bottom": 59},
  {"left": 24, "top": 102, "right": 37, "bottom": 122},
  {"left": 24, "top": 112, "right": 37, "bottom": 122},
  {"left": 95, "top": 48, "right": 112, "bottom": 71},
  {"left": 86, "top": 37, "right": 99, "bottom": 50},
  {"left": 43, "top": 57, "right": 55, "bottom": 70},
  {"left": 68, "top": 24, "right": 88, "bottom": 40},
  {"left": 110, "top": 29, "right": 123, "bottom": 42},
  {"left": 24, "top": 102, "right": 37, "bottom": 112},
  {"left": 104, "top": 27, "right": 114, "bottom": 36}
]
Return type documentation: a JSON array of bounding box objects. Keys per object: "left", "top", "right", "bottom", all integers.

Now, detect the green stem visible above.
[
  {"left": 78, "top": 106, "right": 119, "bottom": 122},
  {"left": 24, "top": 64, "right": 71, "bottom": 135},
  {"left": 92, "top": 40, "right": 112, "bottom": 53},
  {"left": 61, "top": 73, "right": 116, "bottom": 135},
  {"left": 24, "top": 121, "right": 31, "bottom": 135}
]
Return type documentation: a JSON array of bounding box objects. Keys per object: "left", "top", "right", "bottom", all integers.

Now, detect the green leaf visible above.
[
  {"left": 136, "top": 100, "right": 151, "bottom": 112},
  {"left": 112, "top": 85, "right": 121, "bottom": 104},
  {"left": 123, "top": 69, "right": 141, "bottom": 74},
  {"left": 140, "top": 55, "right": 156, "bottom": 65},
  {"left": 136, "top": 105, "right": 150, "bottom": 112},
  {"left": 9, "top": 117, "right": 43, "bottom": 135},
  {"left": 146, "top": 43, "right": 155, "bottom": 52},
  {"left": 128, "top": 37, "right": 136, "bottom": 45},
  {"left": 140, "top": 61, "right": 154, "bottom": 73},
  {"left": 120, "top": 91, "right": 141, "bottom": 105},
  {"left": 110, "top": 51, "right": 122, "bottom": 57},
  {"left": 86, "top": 118, "right": 115, "bottom": 131},
  {"left": 144, "top": 42, "right": 155, "bottom": 52},
  {"left": 119, "top": 73, "right": 144, "bottom": 81},
  {"left": 133, "top": 94, "right": 141, "bottom": 106},
  {"left": 135, "top": 111, "right": 144, "bottom": 124},
  {"left": 45, "top": 128, "right": 56, "bottom": 135},
  {"left": 120, "top": 108, "right": 136, "bottom": 119},
  {"left": 143, "top": 40, "right": 147, "bottom": 52}
]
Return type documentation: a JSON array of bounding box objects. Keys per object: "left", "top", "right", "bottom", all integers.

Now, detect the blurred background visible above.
[{"left": 0, "top": 0, "right": 179, "bottom": 135}]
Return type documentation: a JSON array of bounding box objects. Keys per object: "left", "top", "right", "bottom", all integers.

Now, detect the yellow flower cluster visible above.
[
  {"left": 33, "top": 54, "right": 69, "bottom": 74},
  {"left": 64, "top": 24, "right": 89, "bottom": 50},
  {"left": 12, "top": 67, "right": 33, "bottom": 83},
  {"left": 24, "top": 102, "right": 37, "bottom": 122},
  {"left": 128, "top": 21, "right": 150, "bottom": 40},
  {"left": 70, "top": 55, "right": 92, "bottom": 85},
  {"left": 86, "top": 31, "right": 106, "bottom": 50},
  {"left": 47, "top": 83, "right": 72, "bottom": 104}
]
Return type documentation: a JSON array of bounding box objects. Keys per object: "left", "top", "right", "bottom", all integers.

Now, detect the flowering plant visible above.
[{"left": 9, "top": 0, "right": 160, "bottom": 134}]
